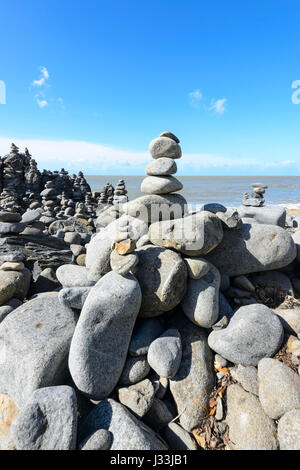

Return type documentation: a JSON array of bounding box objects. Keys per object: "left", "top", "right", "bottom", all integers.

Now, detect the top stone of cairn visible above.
[{"left": 149, "top": 132, "right": 182, "bottom": 160}]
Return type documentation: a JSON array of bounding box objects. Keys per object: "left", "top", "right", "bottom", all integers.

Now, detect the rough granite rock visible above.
[
  {"left": 225, "top": 384, "right": 277, "bottom": 450},
  {"left": 0, "top": 293, "right": 77, "bottom": 408},
  {"left": 147, "top": 329, "right": 182, "bottom": 379},
  {"left": 118, "top": 355, "right": 150, "bottom": 386},
  {"left": 278, "top": 410, "right": 300, "bottom": 450},
  {"left": 79, "top": 429, "right": 112, "bottom": 450},
  {"left": 204, "top": 222, "right": 296, "bottom": 276},
  {"left": 135, "top": 245, "right": 187, "bottom": 317},
  {"left": 69, "top": 271, "right": 142, "bottom": 400},
  {"left": 79, "top": 399, "right": 168, "bottom": 450},
  {"left": 208, "top": 304, "right": 284, "bottom": 366},
  {"left": 11, "top": 386, "right": 77, "bottom": 450},
  {"left": 181, "top": 262, "right": 220, "bottom": 328},
  {"left": 56, "top": 264, "right": 92, "bottom": 288},
  {"left": 149, "top": 211, "right": 223, "bottom": 257},
  {"left": 129, "top": 318, "right": 165, "bottom": 357},
  {"left": 169, "top": 318, "right": 214, "bottom": 432},
  {"left": 258, "top": 358, "right": 300, "bottom": 419},
  {"left": 0, "top": 393, "right": 19, "bottom": 450},
  {"left": 118, "top": 379, "right": 155, "bottom": 418}
]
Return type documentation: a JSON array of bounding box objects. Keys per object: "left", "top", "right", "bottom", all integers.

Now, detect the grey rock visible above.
[
  {"left": 258, "top": 358, "right": 300, "bottom": 419},
  {"left": 129, "top": 318, "right": 165, "bottom": 357},
  {"left": 251, "top": 270, "right": 294, "bottom": 296},
  {"left": 135, "top": 245, "right": 187, "bottom": 317},
  {"left": 136, "top": 233, "right": 150, "bottom": 248},
  {"left": 0, "top": 268, "right": 31, "bottom": 305},
  {"left": 86, "top": 236, "right": 112, "bottom": 283},
  {"left": 149, "top": 211, "right": 223, "bottom": 256},
  {"left": 169, "top": 319, "right": 214, "bottom": 432},
  {"left": 79, "top": 399, "right": 167, "bottom": 450},
  {"left": 208, "top": 304, "right": 284, "bottom": 366},
  {"left": 11, "top": 386, "right": 77, "bottom": 450},
  {"left": 183, "top": 257, "right": 210, "bottom": 279},
  {"left": 58, "top": 287, "right": 91, "bottom": 310},
  {"left": 159, "top": 131, "right": 180, "bottom": 143},
  {"left": 64, "top": 231, "right": 82, "bottom": 245},
  {"left": 110, "top": 250, "right": 138, "bottom": 275},
  {"left": 0, "top": 222, "right": 27, "bottom": 234},
  {"left": 144, "top": 398, "right": 174, "bottom": 430},
  {"left": 278, "top": 410, "right": 300, "bottom": 450},
  {"left": 118, "top": 379, "right": 155, "bottom": 418},
  {"left": 147, "top": 329, "right": 182, "bottom": 378},
  {"left": 79, "top": 429, "right": 112, "bottom": 450},
  {"left": 181, "top": 262, "right": 220, "bottom": 328},
  {"left": 119, "top": 355, "right": 150, "bottom": 386},
  {"left": 233, "top": 365, "right": 259, "bottom": 395},
  {"left": 69, "top": 271, "right": 142, "bottom": 400},
  {"left": 56, "top": 264, "right": 92, "bottom": 287},
  {"left": 123, "top": 193, "right": 187, "bottom": 224},
  {"left": 225, "top": 384, "right": 277, "bottom": 450},
  {"left": 215, "top": 396, "right": 223, "bottom": 421},
  {"left": 0, "top": 305, "right": 13, "bottom": 323},
  {"left": 203, "top": 204, "right": 242, "bottom": 230},
  {"left": 232, "top": 275, "right": 255, "bottom": 292},
  {"left": 146, "top": 158, "right": 177, "bottom": 176},
  {"left": 292, "top": 229, "right": 300, "bottom": 262},
  {"left": 237, "top": 205, "right": 286, "bottom": 227},
  {"left": 21, "top": 210, "right": 41, "bottom": 224},
  {"left": 0, "top": 211, "right": 22, "bottom": 222},
  {"left": 275, "top": 308, "right": 300, "bottom": 335},
  {"left": 219, "top": 292, "right": 234, "bottom": 319},
  {"left": 149, "top": 372, "right": 169, "bottom": 399},
  {"left": 215, "top": 354, "right": 228, "bottom": 368},
  {"left": 220, "top": 274, "right": 230, "bottom": 292},
  {"left": 161, "top": 422, "right": 196, "bottom": 450},
  {"left": 141, "top": 176, "right": 183, "bottom": 195},
  {"left": 204, "top": 222, "right": 296, "bottom": 276},
  {"left": 0, "top": 293, "right": 77, "bottom": 407},
  {"left": 149, "top": 136, "right": 182, "bottom": 160}
]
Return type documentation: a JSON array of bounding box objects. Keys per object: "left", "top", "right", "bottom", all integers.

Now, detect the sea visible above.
[{"left": 86, "top": 175, "right": 300, "bottom": 210}]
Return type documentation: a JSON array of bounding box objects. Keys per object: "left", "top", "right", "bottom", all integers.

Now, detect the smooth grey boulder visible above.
[
  {"left": 21, "top": 210, "right": 41, "bottom": 224},
  {"left": 0, "top": 222, "right": 27, "bottom": 234},
  {"left": 135, "top": 245, "right": 187, "bottom": 317},
  {"left": 94, "top": 214, "right": 148, "bottom": 243},
  {"left": 0, "top": 293, "right": 77, "bottom": 408},
  {"left": 129, "top": 318, "right": 165, "bottom": 357},
  {"left": 161, "top": 423, "right": 196, "bottom": 450},
  {"left": 141, "top": 176, "right": 183, "bottom": 195},
  {"left": 149, "top": 136, "right": 182, "bottom": 159},
  {"left": 208, "top": 304, "right": 284, "bottom": 366},
  {"left": 169, "top": 318, "right": 214, "bottom": 432},
  {"left": 110, "top": 251, "right": 138, "bottom": 275},
  {"left": 56, "top": 264, "right": 92, "bottom": 288},
  {"left": 275, "top": 308, "right": 300, "bottom": 335},
  {"left": 64, "top": 231, "right": 82, "bottom": 245},
  {"left": 0, "top": 211, "right": 22, "bottom": 222},
  {"left": 11, "top": 386, "right": 77, "bottom": 450},
  {"left": 58, "top": 287, "right": 91, "bottom": 310},
  {"left": 225, "top": 384, "right": 277, "bottom": 450},
  {"left": 0, "top": 305, "right": 13, "bottom": 323},
  {"left": 202, "top": 203, "right": 242, "bottom": 230},
  {"left": 204, "top": 222, "right": 296, "bottom": 276},
  {"left": 230, "top": 365, "right": 259, "bottom": 395},
  {"left": 69, "top": 271, "right": 142, "bottom": 400},
  {"left": 118, "top": 379, "right": 155, "bottom": 418},
  {"left": 79, "top": 399, "right": 168, "bottom": 450},
  {"left": 123, "top": 194, "right": 187, "bottom": 224},
  {"left": 149, "top": 211, "right": 223, "bottom": 256},
  {"left": 147, "top": 329, "right": 182, "bottom": 378},
  {"left": 0, "top": 268, "right": 31, "bottom": 305},
  {"left": 146, "top": 158, "right": 177, "bottom": 176},
  {"left": 183, "top": 257, "right": 210, "bottom": 279},
  {"left": 181, "top": 262, "right": 220, "bottom": 328},
  {"left": 79, "top": 429, "right": 112, "bottom": 450},
  {"left": 236, "top": 205, "right": 286, "bottom": 227},
  {"left": 118, "top": 355, "right": 150, "bottom": 386},
  {"left": 85, "top": 236, "right": 112, "bottom": 283},
  {"left": 278, "top": 410, "right": 300, "bottom": 450},
  {"left": 258, "top": 358, "right": 300, "bottom": 419},
  {"left": 292, "top": 229, "right": 300, "bottom": 262}
]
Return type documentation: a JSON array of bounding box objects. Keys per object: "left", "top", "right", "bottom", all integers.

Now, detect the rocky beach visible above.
[{"left": 0, "top": 132, "right": 300, "bottom": 451}]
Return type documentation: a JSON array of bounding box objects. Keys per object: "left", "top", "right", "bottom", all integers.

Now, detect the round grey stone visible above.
[
  {"left": 79, "top": 429, "right": 112, "bottom": 450},
  {"left": 141, "top": 176, "right": 183, "bottom": 195},
  {"left": 149, "top": 136, "right": 182, "bottom": 160},
  {"left": 147, "top": 329, "right": 182, "bottom": 378},
  {"left": 146, "top": 158, "right": 177, "bottom": 176},
  {"left": 118, "top": 355, "right": 150, "bottom": 386}
]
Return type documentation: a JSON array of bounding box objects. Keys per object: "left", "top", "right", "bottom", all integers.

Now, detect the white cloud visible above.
[
  {"left": 0, "top": 137, "right": 298, "bottom": 175},
  {"left": 32, "top": 66, "right": 50, "bottom": 87},
  {"left": 209, "top": 98, "right": 227, "bottom": 115},
  {"left": 189, "top": 89, "right": 203, "bottom": 108},
  {"left": 37, "top": 99, "right": 48, "bottom": 108}
]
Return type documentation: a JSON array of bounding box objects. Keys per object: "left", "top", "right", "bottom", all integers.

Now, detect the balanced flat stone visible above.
[
  {"left": 208, "top": 304, "right": 284, "bottom": 366},
  {"left": 123, "top": 194, "right": 187, "bottom": 224},
  {"left": 141, "top": 176, "right": 183, "bottom": 195},
  {"left": 68, "top": 271, "right": 142, "bottom": 400},
  {"left": 149, "top": 136, "right": 182, "bottom": 160},
  {"left": 146, "top": 158, "right": 177, "bottom": 176},
  {"left": 79, "top": 399, "right": 168, "bottom": 450},
  {"left": 11, "top": 386, "right": 77, "bottom": 450},
  {"left": 149, "top": 211, "right": 223, "bottom": 256},
  {"left": 0, "top": 293, "right": 77, "bottom": 407},
  {"left": 204, "top": 222, "right": 296, "bottom": 276},
  {"left": 56, "top": 264, "right": 93, "bottom": 288}
]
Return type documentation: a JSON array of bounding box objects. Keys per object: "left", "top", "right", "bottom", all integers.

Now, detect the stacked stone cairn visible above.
[
  {"left": 2, "top": 133, "right": 300, "bottom": 451},
  {"left": 113, "top": 179, "right": 128, "bottom": 207},
  {"left": 243, "top": 182, "right": 268, "bottom": 207}
]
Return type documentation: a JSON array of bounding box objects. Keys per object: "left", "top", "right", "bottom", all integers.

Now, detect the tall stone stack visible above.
[
  {"left": 242, "top": 183, "right": 268, "bottom": 207},
  {"left": 124, "top": 131, "right": 187, "bottom": 224},
  {"left": 113, "top": 179, "right": 128, "bottom": 206}
]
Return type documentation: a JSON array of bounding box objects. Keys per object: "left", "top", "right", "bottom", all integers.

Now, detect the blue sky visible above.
[{"left": 0, "top": 0, "right": 300, "bottom": 175}]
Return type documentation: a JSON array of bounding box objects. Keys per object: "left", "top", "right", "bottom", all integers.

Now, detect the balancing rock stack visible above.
[
  {"left": 242, "top": 183, "right": 268, "bottom": 207},
  {"left": 113, "top": 179, "right": 128, "bottom": 206},
  {"left": 124, "top": 131, "right": 187, "bottom": 223}
]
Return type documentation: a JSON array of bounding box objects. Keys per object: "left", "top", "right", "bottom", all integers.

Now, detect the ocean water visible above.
[{"left": 86, "top": 175, "right": 300, "bottom": 209}]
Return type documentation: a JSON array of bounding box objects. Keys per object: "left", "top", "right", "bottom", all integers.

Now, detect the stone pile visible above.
[
  {"left": 1, "top": 132, "right": 300, "bottom": 451},
  {"left": 243, "top": 183, "right": 268, "bottom": 207},
  {"left": 113, "top": 179, "right": 128, "bottom": 206}
]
